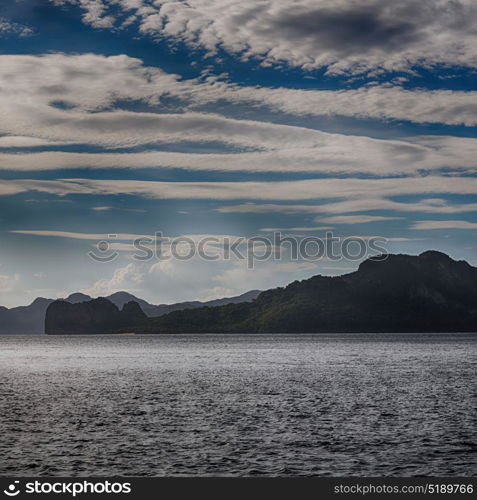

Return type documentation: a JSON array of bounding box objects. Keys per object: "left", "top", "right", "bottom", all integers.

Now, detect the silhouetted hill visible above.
[
  {"left": 106, "top": 292, "right": 153, "bottom": 313},
  {"left": 65, "top": 293, "right": 92, "bottom": 304},
  {"left": 45, "top": 298, "right": 147, "bottom": 335},
  {"left": 148, "top": 290, "right": 262, "bottom": 316},
  {"left": 0, "top": 297, "right": 55, "bottom": 334},
  {"left": 136, "top": 251, "right": 477, "bottom": 334},
  {"left": 0, "top": 289, "right": 260, "bottom": 334},
  {"left": 65, "top": 290, "right": 261, "bottom": 317}
]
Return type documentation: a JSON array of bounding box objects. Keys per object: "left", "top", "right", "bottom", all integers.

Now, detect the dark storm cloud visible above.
[{"left": 271, "top": 6, "right": 422, "bottom": 54}]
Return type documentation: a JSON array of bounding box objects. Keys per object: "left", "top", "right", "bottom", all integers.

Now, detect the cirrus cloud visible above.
[
  {"left": 411, "top": 220, "right": 477, "bottom": 230},
  {"left": 4, "top": 175, "right": 477, "bottom": 202}
]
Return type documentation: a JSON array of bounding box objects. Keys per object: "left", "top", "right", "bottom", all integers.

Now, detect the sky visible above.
[{"left": 0, "top": 0, "right": 476, "bottom": 307}]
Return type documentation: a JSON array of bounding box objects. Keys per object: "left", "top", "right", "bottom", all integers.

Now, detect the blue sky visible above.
[{"left": 0, "top": 0, "right": 476, "bottom": 306}]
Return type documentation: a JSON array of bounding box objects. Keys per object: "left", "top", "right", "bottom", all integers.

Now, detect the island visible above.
[{"left": 44, "top": 251, "right": 477, "bottom": 334}]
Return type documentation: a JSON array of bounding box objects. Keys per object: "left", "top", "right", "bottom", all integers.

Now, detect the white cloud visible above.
[
  {"left": 0, "top": 273, "right": 20, "bottom": 294},
  {"left": 2, "top": 54, "right": 477, "bottom": 174},
  {"left": 318, "top": 215, "right": 403, "bottom": 224},
  {"left": 259, "top": 226, "right": 332, "bottom": 232},
  {"left": 57, "top": 176, "right": 477, "bottom": 200},
  {"left": 0, "top": 184, "right": 27, "bottom": 196},
  {"left": 411, "top": 220, "right": 477, "bottom": 230},
  {"left": 4, "top": 176, "right": 477, "bottom": 202},
  {"left": 147, "top": 256, "right": 319, "bottom": 304},
  {"left": 304, "top": 198, "right": 477, "bottom": 215},
  {"left": 189, "top": 78, "right": 477, "bottom": 127},
  {"left": 51, "top": 0, "right": 477, "bottom": 75},
  {"left": 0, "top": 18, "right": 33, "bottom": 37},
  {"left": 0, "top": 136, "right": 73, "bottom": 148},
  {"left": 82, "top": 263, "right": 145, "bottom": 297},
  {"left": 9, "top": 230, "right": 251, "bottom": 260},
  {"left": 218, "top": 198, "right": 477, "bottom": 215},
  {"left": 0, "top": 53, "right": 189, "bottom": 149},
  {"left": 3, "top": 178, "right": 477, "bottom": 230},
  {"left": 2, "top": 135, "right": 477, "bottom": 176},
  {"left": 10, "top": 230, "right": 156, "bottom": 241},
  {"left": 2, "top": 54, "right": 477, "bottom": 179},
  {"left": 92, "top": 206, "right": 114, "bottom": 211},
  {"left": 52, "top": 0, "right": 116, "bottom": 28},
  {"left": 2, "top": 53, "right": 477, "bottom": 148},
  {"left": 0, "top": 53, "right": 178, "bottom": 111},
  {"left": 10, "top": 229, "right": 245, "bottom": 240}
]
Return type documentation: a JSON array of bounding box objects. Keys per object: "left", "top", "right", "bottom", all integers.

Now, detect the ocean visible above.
[{"left": 0, "top": 333, "right": 475, "bottom": 476}]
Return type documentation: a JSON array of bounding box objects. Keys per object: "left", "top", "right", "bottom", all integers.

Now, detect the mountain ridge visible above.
[
  {"left": 0, "top": 289, "right": 261, "bottom": 334},
  {"left": 44, "top": 250, "right": 477, "bottom": 335},
  {"left": 133, "top": 251, "right": 477, "bottom": 334}
]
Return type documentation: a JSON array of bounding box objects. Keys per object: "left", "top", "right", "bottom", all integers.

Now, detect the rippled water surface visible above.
[{"left": 0, "top": 333, "right": 475, "bottom": 476}]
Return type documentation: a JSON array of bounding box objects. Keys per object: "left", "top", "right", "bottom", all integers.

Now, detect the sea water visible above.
[{"left": 0, "top": 333, "right": 475, "bottom": 476}]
